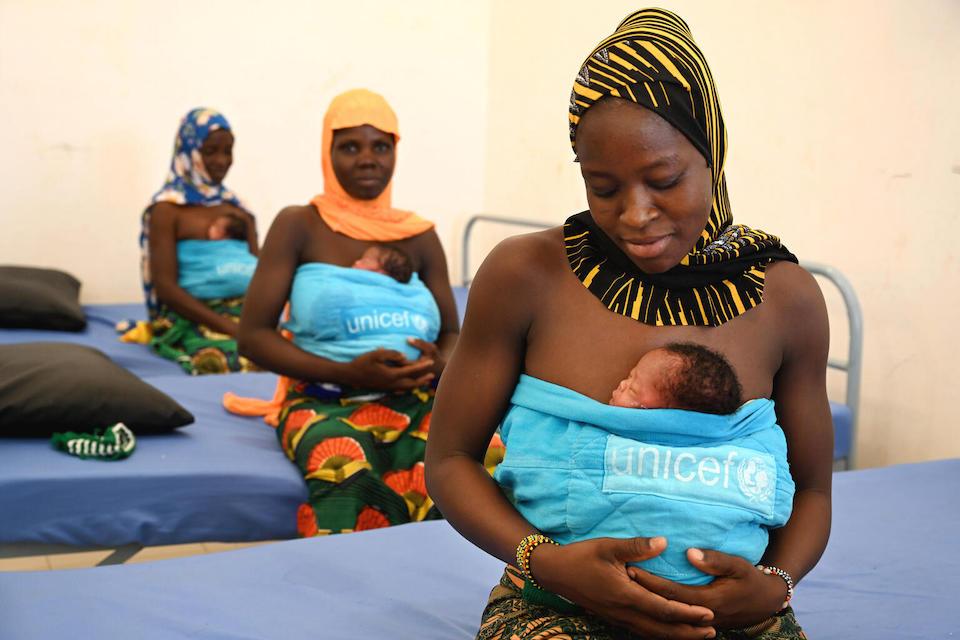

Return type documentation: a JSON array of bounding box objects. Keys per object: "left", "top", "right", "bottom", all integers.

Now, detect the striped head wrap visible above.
[{"left": 565, "top": 8, "right": 796, "bottom": 327}]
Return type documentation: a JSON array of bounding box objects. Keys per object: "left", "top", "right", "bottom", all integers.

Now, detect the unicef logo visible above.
[
  {"left": 737, "top": 456, "right": 774, "bottom": 504},
  {"left": 411, "top": 314, "right": 429, "bottom": 333}
]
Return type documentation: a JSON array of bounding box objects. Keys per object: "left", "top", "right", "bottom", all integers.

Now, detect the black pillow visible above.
[
  {"left": 0, "top": 343, "right": 194, "bottom": 436},
  {"left": 0, "top": 265, "right": 87, "bottom": 331}
]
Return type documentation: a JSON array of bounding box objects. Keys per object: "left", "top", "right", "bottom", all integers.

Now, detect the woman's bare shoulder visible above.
[
  {"left": 275, "top": 203, "right": 316, "bottom": 220},
  {"left": 268, "top": 204, "right": 318, "bottom": 232},
  {"left": 148, "top": 201, "right": 180, "bottom": 218},
  {"left": 764, "top": 260, "right": 829, "bottom": 354},
  {"left": 476, "top": 227, "right": 565, "bottom": 280},
  {"left": 764, "top": 261, "right": 825, "bottom": 311}
]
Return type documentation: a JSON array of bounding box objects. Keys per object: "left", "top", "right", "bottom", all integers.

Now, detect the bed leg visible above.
[{"left": 96, "top": 544, "right": 143, "bottom": 566}]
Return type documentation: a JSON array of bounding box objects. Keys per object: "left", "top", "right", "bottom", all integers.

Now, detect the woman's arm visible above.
[
  {"left": 426, "top": 236, "right": 534, "bottom": 559},
  {"left": 149, "top": 203, "right": 242, "bottom": 337},
  {"left": 761, "top": 264, "right": 833, "bottom": 582},
  {"left": 238, "top": 207, "right": 434, "bottom": 389},
  {"left": 409, "top": 229, "right": 460, "bottom": 376},
  {"left": 631, "top": 263, "right": 833, "bottom": 629},
  {"left": 427, "top": 235, "right": 715, "bottom": 639}
]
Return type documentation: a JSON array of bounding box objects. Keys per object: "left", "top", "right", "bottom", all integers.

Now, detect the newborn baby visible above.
[
  {"left": 610, "top": 342, "right": 742, "bottom": 414},
  {"left": 205, "top": 212, "right": 248, "bottom": 241},
  {"left": 352, "top": 244, "right": 414, "bottom": 283}
]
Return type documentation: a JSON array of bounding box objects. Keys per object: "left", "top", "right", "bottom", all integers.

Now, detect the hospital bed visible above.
[
  {"left": 0, "top": 372, "right": 305, "bottom": 563},
  {"left": 0, "top": 295, "right": 475, "bottom": 563}
]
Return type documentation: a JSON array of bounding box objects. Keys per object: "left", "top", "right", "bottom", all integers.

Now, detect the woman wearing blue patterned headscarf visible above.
[{"left": 137, "top": 108, "right": 259, "bottom": 375}]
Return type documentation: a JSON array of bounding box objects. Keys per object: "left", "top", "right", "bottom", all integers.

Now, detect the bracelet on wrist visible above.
[
  {"left": 516, "top": 533, "right": 558, "bottom": 589},
  {"left": 756, "top": 564, "right": 795, "bottom": 610}
]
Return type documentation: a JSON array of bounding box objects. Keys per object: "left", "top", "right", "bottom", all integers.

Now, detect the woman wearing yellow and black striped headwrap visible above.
[
  {"left": 427, "top": 8, "right": 831, "bottom": 640},
  {"left": 566, "top": 8, "right": 797, "bottom": 327}
]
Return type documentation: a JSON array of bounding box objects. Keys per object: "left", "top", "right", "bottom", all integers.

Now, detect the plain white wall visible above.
[
  {"left": 0, "top": 0, "right": 489, "bottom": 302},
  {"left": 482, "top": 0, "right": 960, "bottom": 468}
]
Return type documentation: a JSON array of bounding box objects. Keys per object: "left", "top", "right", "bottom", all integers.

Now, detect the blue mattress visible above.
[
  {"left": 0, "top": 459, "right": 953, "bottom": 639},
  {"left": 453, "top": 284, "right": 469, "bottom": 323},
  {"left": 0, "top": 372, "right": 304, "bottom": 547},
  {"left": 0, "top": 303, "right": 183, "bottom": 377}
]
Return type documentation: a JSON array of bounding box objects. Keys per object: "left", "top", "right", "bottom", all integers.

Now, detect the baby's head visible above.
[
  {"left": 208, "top": 212, "right": 247, "bottom": 241},
  {"left": 610, "top": 343, "right": 742, "bottom": 415},
  {"left": 352, "top": 245, "right": 413, "bottom": 283}
]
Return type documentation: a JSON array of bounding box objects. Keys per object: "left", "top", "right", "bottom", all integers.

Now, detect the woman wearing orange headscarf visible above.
[{"left": 236, "top": 89, "right": 490, "bottom": 536}]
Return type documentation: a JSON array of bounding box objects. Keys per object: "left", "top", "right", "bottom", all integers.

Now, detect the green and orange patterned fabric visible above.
[
  {"left": 149, "top": 297, "right": 257, "bottom": 375},
  {"left": 277, "top": 381, "right": 504, "bottom": 536}
]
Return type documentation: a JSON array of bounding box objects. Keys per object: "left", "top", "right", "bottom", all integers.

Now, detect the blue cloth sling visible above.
[
  {"left": 284, "top": 263, "right": 440, "bottom": 363},
  {"left": 494, "top": 375, "right": 795, "bottom": 585},
  {"left": 176, "top": 239, "right": 256, "bottom": 300}
]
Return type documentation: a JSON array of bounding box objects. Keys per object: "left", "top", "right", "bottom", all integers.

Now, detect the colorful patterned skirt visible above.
[
  {"left": 278, "top": 381, "right": 504, "bottom": 536},
  {"left": 477, "top": 567, "right": 807, "bottom": 640},
  {"left": 149, "top": 297, "right": 257, "bottom": 375}
]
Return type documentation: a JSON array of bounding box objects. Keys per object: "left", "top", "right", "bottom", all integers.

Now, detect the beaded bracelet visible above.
[
  {"left": 756, "top": 564, "right": 795, "bottom": 610},
  {"left": 516, "top": 533, "right": 558, "bottom": 589}
]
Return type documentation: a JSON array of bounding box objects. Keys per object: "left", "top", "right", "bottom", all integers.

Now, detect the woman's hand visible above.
[
  {"left": 628, "top": 548, "right": 787, "bottom": 631},
  {"left": 344, "top": 348, "right": 435, "bottom": 391},
  {"left": 210, "top": 318, "right": 240, "bottom": 338},
  {"left": 407, "top": 338, "right": 446, "bottom": 377},
  {"left": 532, "top": 537, "right": 716, "bottom": 639}
]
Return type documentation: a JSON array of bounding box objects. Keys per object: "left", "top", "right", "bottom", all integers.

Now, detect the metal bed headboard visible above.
[
  {"left": 461, "top": 214, "right": 553, "bottom": 287},
  {"left": 460, "top": 215, "right": 863, "bottom": 467},
  {"left": 799, "top": 262, "right": 864, "bottom": 469}
]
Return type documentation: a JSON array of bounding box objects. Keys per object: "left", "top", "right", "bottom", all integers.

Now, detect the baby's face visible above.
[
  {"left": 208, "top": 216, "right": 231, "bottom": 240},
  {"left": 609, "top": 349, "right": 677, "bottom": 409},
  {"left": 352, "top": 247, "right": 387, "bottom": 274}
]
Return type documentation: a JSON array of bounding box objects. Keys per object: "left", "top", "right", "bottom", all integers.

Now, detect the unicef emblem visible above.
[
  {"left": 737, "top": 457, "right": 774, "bottom": 504},
  {"left": 411, "top": 314, "right": 429, "bottom": 333}
]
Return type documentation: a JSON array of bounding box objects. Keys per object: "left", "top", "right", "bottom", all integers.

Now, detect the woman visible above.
[
  {"left": 141, "top": 107, "right": 259, "bottom": 375},
  {"left": 237, "top": 89, "right": 484, "bottom": 536},
  {"left": 426, "top": 9, "right": 831, "bottom": 640}
]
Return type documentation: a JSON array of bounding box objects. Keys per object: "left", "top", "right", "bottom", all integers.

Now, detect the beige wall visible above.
[
  {"left": 0, "top": 0, "right": 489, "bottom": 302},
  {"left": 483, "top": 0, "right": 960, "bottom": 468}
]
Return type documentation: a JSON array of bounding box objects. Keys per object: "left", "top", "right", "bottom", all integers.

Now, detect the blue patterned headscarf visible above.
[
  {"left": 140, "top": 108, "right": 247, "bottom": 318},
  {"left": 150, "top": 107, "right": 243, "bottom": 207}
]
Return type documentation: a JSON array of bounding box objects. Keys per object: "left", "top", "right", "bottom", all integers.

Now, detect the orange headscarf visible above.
[{"left": 311, "top": 89, "right": 434, "bottom": 241}]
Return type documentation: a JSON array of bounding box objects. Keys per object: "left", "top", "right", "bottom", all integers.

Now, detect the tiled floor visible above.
[{"left": 0, "top": 540, "right": 279, "bottom": 572}]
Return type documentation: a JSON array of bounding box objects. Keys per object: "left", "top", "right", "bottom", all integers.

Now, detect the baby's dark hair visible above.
[
  {"left": 378, "top": 245, "right": 414, "bottom": 283},
  {"left": 219, "top": 213, "right": 247, "bottom": 240},
  {"left": 659, "top": 342, "right": 743, "bottom": 415}
]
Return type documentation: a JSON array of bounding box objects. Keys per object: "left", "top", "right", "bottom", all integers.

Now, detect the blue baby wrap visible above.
[
  {"left": 284, "top": 263, "right": 440, "bottom": 363},
  {"left": 176, "top": 239, "right": 256, "bottom": 300},
  {"left": 494, "top": 375, "right": 795, "bottom": 585}
]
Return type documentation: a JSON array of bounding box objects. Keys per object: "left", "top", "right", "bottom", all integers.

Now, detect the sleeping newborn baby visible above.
[
  {"left": 283, "top": 244, "right": 438, "bottom": 365},
  {"left": 205, "top": 212, "right": 248, "bottom": 241},
  {"left": 175, "top": 211, "right": 256, "bottom": 301},
  {"left": 610, "top": 342, "right": 742, "bottom": 414},
  {"left": 352, "top": 244, "right": 413, "bottom": 284},
  {"left": 495, "top": 341, "right": 793, "bottom": 587}
]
